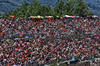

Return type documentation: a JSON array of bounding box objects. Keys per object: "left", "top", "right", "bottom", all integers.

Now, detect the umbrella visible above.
[
  {"left": 92, "top": 15, "right": 98, "bottom": 18},
  {"left": 87, "top": 15, "right": 90, "bottom": 17},
  {"left": 2, "top": 14, "right": 4, "bottom": 16},
  {"left": 72, "top": 56, "right": 75, "bottom": 61},
  {"left": 30, "top": 16, "right": 35, "bottom": 19},
  {"left": 56, "top": 16, "right": 60, "bottom": 18},
  {"left": 60, "top": 17, "right": 64, "bottom": 19},
  {"left": 19, "top": 18, "right": 23, "bottom": 20},
  {"left": 93, "top": 34, "right": 97, "bottom": 36},
  {"left": 0, "top": 16, "right": 3, "bottom": 18},
  {"left": 0, "top": 14, "right": 4, "bottom": 18},
  {"left": 25, "top": 36, "right": 30, "bottom": 38},
  {"left": 15, "top": 38, "right": 19, "bottom": 40},
  {"left": 10, "top": 15, "right": 15, "bottom": 18},
  {"left": 49, "top": 16, "right": 53, "bottom": 18},
  {"left": 63, "top": 15, "right": 70, "bottom": 18},
  {"left": 36, "top": 15, "right": 43, "bottom": 19},
  {"left": 45, "top": 16, "right": 53, "bottom": 18},
  {"left": 71, "top": 16, "right": 75, "bottom": 18},
  {"left": 66, "top": 16, "right": 70, "bottom": 18},
  {"left": 45, "top": 16, "right": 49, "bottom": 18}
]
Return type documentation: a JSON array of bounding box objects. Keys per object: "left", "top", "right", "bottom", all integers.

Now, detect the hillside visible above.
[{"left": 0, "top": 0, "right": 100, "bottom": 16}]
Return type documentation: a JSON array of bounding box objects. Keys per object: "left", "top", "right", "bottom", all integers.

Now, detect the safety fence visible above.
[{"left": 48, "top": 57, "right": 100, "bottom": 66}]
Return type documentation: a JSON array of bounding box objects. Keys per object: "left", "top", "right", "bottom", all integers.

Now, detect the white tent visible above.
[
  {"left": 92, "top": 15, "right": 98, "bottom": 18},
  {"left": 63, "top": 15, "right": 71, "bottom": 17}
]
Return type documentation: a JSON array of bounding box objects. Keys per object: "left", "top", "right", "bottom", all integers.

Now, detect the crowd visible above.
[{"left": 0, "top": 17, "right": 100, "bottom": 66}]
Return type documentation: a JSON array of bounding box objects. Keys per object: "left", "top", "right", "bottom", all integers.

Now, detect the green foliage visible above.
[
  {"left": 50, "top": 62, "right": 66, "bottom": 66},
  {"left": 54, "top": 0, "right": 65, "bottom": 16},
  {"left": 5, "top": 0, "right": 93, "bottom": 18},
  {"left": 73, "top": 0, "right": 94, "bottom": 16},
  {"left": 40, "top": 5, "right": 52, "bottom": 16},
  {"left": 64, "top": 0, "right": 75, "bottom": 15},
  {"left": 29, "top": 0, "right": 41, "bottom": 16},
  {"left": 50, "top": 63, "right": 57, "bottom": 66},
  {"left": 59, "top": 63, "right": 66, "bottom": 66}
]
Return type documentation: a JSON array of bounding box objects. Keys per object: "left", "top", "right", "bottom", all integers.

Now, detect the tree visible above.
[
  {"left": 73, "top": 0, "right": 92, "bottom": 16},
  {"left": 4, "top": 0, "right": 93, "bottom": 18},
  {"left": 29, "top": 0, "right": 41, "bottom": 16},
  {"left": 19, "top": 0, "right": 29, "bottom": 17},
  {"left": 53, "top": 1, "right": 59, "bottom": 16},
  {"left": 5, "top": 0, "right": 29, "bottom": 18},
  {"left": 53, "top": 0, "right": 65, "bottom": 16},
  {"left": 64, "top": 0, "right": 75, "bottom": 15},
  {"left": 40, "top": 5, "right": 52, "bottom": 16}
]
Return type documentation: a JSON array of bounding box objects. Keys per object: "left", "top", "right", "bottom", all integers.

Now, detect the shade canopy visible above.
[
  {"left": 19, "top": 18, "right": 23, "bottom": 20},
  {"left": 25, "top": 36, "right": 30, "bottom": 38},
  {"left": 60, "top": 17, "right": 64, "bottom": 19},
  {"left": 10, "top": 15, "right": 15, "bottom": 19},
  {"left": 63, "top": 15, "right": 71, "bottom": 18},
  {"left": 35, "top": 15, "right": 43, "bottom": 19},
  {"left": 92, "top": 15, "right": 98, "bottom": 18},
  {"left": 56, "top": 16, "right": 60, "bottom": 18},
  {"left": 30, "top": 16, "right": 35, "bottom": 19},
  {"left": 45, "top": 16, "right": 53, "bottom": 18}
]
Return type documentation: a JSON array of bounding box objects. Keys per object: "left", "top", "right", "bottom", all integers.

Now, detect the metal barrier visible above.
[
  {"left": 91, "top": 62, "right": 100, "bottom": 66},
  {"left": 66, "top": 62, "right": 90, "bottom": 66},
  {"left": 49, "top": 57, "right": 100, "bottom": 66}
]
